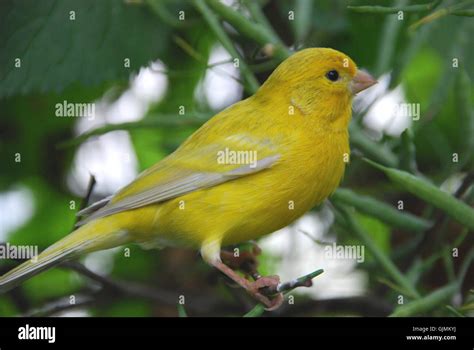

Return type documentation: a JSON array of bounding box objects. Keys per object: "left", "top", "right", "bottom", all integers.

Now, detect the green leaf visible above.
[
  {"left": 445, "top": 305, "right": 465, "bottom": 317},
  {"left": 130, "top": 28, "right": 214, "bottom": 171},
  {"left": 399, "top": 128, "right": 418, "bottom": 173},
  {"left": 205, "top": 0, "right": 290, "bottom": 61},
  {"left": 349, "top": 124, "right": 398, "bottom": 167},
  {"left": 177, "top": 303, "right": 187, "bottom": 317},
  {"left": 335, "top": 204, "right": 420, "bottom": 299},
  {"left": 390, "top": 283, "right": 458, "bottom": 317},
  {"left": 0, "top": 0, "right": 170, "bottom": 97},
  {"left": 23, "top": 268, "right": 80, "bottom": 302},
  {"left": 0, "top": 296, "right": 19, "bottom": 316},
  {"left": 0, "top": 84, "right": 110, "bottom": 189},
  {"left": 8, "top": 178, "right": 77, "bottom": 247},
  {"left": 456, "top": 69, "right": 474, "bottom": 169},
  {"left": 403, "top": 48, "right": 442, "bottom": 112},
  {"left": 110, "top": 245, "right": 154, "bottom": 282},
  {"left": 364, "top": 159, "right": 474, "bottom": 230},
  {"left": 99, "top": 299, "right": 151, "bottom": 317},
  {"left": 357, "top": 212, "right": 390, "bottom": 253},
  {"left": 332, "top": 188, "right": 432, "bottom": 232},
  {"left": 347, "top": 1, "right": 441, "bottom": 14},
  {"left": 243, "top": 304, "right": 265, "bottom": 317}
]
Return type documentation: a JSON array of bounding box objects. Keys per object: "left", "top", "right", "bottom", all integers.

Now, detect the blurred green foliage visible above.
[
  {"left": 0, "top": 0, "right": 472, "bottom": 317},
  {"left": 0, "top": 0, "right": 169, "bottom": 96}
]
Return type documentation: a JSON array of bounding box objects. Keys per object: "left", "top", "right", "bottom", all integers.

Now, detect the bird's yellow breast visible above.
[{"left": 122, "top": 127, "right": 349, "bottom": 248}]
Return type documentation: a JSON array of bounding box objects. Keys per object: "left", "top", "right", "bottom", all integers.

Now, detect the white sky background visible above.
[
  {"left": 67, "top": 61, "right": 169, "bottom": 197},
  {"left": 0, "top": 186, "right": 35, "bottom": 242},
  {"left": 259, "top": 207, "right": 368, "bottom": 299},
  {"left": 1, "top": 47, "right": 416, "bottom": 302},
  {"left": 197, "top": 45, "right": 244, "bottom": 111},
  {"left": 355, "top": 73, "right": 412, "bottom": 138}
]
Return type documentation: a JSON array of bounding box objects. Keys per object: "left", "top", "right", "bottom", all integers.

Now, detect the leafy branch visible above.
[
  {"left": 205, "top": 0, "right": 291, "bottom": 61},
  {"left": 348, "top": 0, "right": 474, "bottom": 31},
  {"left": 193, "top": 0, "right": 260, "bottom": 93},
  {"left": 331, "top": 188, "right": 432, "bottom": 232},
  {"left": 335, "top": 204, "right": 421, "bottom": 299},
  {"left": 390, "top": 248, "right": 473, "bottom": 316},
  {"left": 348, "top": 0, "right": 442, "bottom": 14},
  {"left": 363, "top": 159, "right": 474, "bottom": 231},
  {"left": 410, "top": 0, "right": 474, "bottom": 30},
  {"left": 57, "top": 114, "right": 209, "bottom": 149}
]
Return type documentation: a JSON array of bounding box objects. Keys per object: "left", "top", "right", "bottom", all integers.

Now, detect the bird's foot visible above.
[
  {"left": 211, "top": 260, "right": 284, "bottom": 310},
  {"left": 249, "top": 275, "right": 284, "bottom": 310},
  {"left": 220, "top": 243, "right": 262, "bottom": 279}
]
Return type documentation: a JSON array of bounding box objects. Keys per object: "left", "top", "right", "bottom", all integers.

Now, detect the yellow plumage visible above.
[{"left": 0, "top": 48, "right": 376, "bottom": 302}]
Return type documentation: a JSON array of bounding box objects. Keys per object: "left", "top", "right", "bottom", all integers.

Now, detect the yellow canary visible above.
[{"left": 0, "top": 48, "right": 376, "bottom": 307}]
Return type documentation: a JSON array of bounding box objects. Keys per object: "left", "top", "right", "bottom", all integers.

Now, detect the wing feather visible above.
[{"left": 76, "top": 134, "right": 279, "bottom": 226}]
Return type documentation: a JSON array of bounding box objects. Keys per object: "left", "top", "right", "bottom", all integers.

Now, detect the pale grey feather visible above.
[
  {"left": 76, "top": 155, "right": 279, "bottom": 226},
  {"left": 76, "top": 195, "right": 113, "bottom": 217}
]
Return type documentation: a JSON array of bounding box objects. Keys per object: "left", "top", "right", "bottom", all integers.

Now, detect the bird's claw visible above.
[
  {"left": 249, "top": 275, "right": 284, "bottom": 310},
  {"left": 221, "top": 244, "right": 262, "bottom": 279},
  {"left": 250, "top": 275, "right": 280, "bottom": 292}
]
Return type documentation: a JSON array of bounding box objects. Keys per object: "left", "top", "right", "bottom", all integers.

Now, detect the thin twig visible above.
[
  {"left": 25, "top": 293, "right": 97, "bottom": 317},
  {"left": 276, "top": 269, "right": 324, "bottom": 293},
  {"left": 205, "top": 0, "right": 291, "bottom": 61},
  {"left": 409, "top": 0, "right": 474, "bottom": 31},
  {"left": 193, "top": 0, "right": 260, "bottom": 94},
  {"left": 74, "top": 175, "right": 96, "bottom": 226},
  {"left": 58, "top": 261, "right": 234, "bottom": 314},
  {"left": 57, "top": 115, "right": 208, "bottom": 149},
  {"left": 173, "top": 35, "right": 246, "bottom": 86}
]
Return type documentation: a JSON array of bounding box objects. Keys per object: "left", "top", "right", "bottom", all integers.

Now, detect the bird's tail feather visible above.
[{"left": 0, "top": 220, "right": 130, "bottom": 293}]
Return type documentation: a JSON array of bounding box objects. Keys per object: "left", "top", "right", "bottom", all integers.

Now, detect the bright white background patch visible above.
[
  {"left": 354, "top": 73, "right": 412, "bottom": 138},
  {"left": 67, "top": 61, "right": 168, "bottom": 198},
  {"left": 259, "top": 207, "right": 367, "bottom": 299},
  {"left": 197, "top": 45, "right": 243, "bottom": 111},
  {"left": 0, "top": 185, "right": 35, "bottom": 241}
]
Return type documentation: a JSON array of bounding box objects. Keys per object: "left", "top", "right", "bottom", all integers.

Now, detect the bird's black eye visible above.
[{"left": 326, "top": 70, "right": 339, "bottom": 82}]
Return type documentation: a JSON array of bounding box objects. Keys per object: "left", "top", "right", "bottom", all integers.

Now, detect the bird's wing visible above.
[{"left": 76, "top": 134, "right": 280, "bottom": 225}]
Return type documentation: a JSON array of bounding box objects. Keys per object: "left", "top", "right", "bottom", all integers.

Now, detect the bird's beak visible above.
[{"left": 351, "top": 70, "right": 377, "bottom": 95}]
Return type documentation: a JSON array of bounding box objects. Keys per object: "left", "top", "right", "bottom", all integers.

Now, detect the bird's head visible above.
[{"left": 257, "top": 48, "right": 376, "bottom": 130}]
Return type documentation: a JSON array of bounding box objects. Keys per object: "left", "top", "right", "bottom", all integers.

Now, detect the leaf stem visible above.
[
  {"left": 193, "top": 0, "right": 260, "bottom": 94},
  {"left": 390, "top": 283, "right": 458, "bottom": 317},
  {"left": 57, "top": 115, "right": 209, "bottom": 149},
  {"left": 331, "top": 188, "right": 432, "bottom": 232},
  {"left": 336, "top": 204, "right": 420, "bottom": 299},
  {"left": 205, "top": 0, "right": 291, "bottom": 61},
  {"left": 348, "top": 0, "right": 441, "bottom": 14},
  {"left": 363, "top": 158, "right": 474, "bottom": 230}
]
